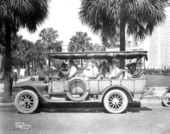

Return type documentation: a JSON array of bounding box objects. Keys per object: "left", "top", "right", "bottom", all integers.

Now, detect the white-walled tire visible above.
[
  {"left": 15, "top": 90, "right": 39, "bottom": 114},
  {"left": 103, "top": 90, "right": 128, "bottom": 114}
]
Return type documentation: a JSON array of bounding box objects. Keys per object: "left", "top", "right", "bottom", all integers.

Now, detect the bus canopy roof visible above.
[{"left": 48, "top": 51, "right": 148, "bottom": 60}]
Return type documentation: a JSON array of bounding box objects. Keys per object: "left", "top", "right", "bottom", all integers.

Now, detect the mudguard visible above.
[{"left": 101, "top": 85, "right": 134, "bottom": 103}]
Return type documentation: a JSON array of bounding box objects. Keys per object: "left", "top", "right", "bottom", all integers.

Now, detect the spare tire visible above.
[{"left": 65, "top": 78, "right": 89, "bottom": 101}]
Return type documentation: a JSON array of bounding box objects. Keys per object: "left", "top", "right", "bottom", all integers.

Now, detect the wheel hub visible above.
[
  {"left": 112, "top": 98, "right": 119, "bottom": 105},
  {"left": 25, "top": 98, "right": 29, "bottom": 103}
]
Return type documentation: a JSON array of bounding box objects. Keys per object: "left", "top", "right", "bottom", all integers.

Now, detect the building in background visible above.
[
  {"left": 107, "top": 4, "right": 170, "bottom": 69},
  {"left": 143, "top": 5, "right": 170, "bottom": 69}
]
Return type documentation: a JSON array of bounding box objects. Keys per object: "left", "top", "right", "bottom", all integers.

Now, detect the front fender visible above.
[{"left": 15, "top": 84, "right": 49, "bottom": 102}]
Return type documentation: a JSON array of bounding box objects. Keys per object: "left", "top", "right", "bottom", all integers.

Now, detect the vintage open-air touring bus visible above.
[{"left": 14, "top": 51, "right": 148, "bottom": 114}]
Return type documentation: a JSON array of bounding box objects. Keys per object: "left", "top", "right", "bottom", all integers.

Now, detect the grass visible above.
[{"left": 146, "top": 75, "right": 170, "bottom": 87}]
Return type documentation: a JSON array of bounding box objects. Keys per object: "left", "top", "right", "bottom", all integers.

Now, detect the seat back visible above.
[
  {"left": 132, "top": 71, "right": 146, "bottom": 79},
  {"left": 88, "top": 72, "right": 101, "bottom": 80},
  {"left": 111, "top": 70, "right": 125, "bottom": 79}
]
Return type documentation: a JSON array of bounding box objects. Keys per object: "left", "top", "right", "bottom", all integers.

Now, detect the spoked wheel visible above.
[
  {"left": 161, "top": 92, "right": 170, "bottom": 107},
  {"left": 15, "top": 90, "right": 39, "bottom": 114},
  {"left": 103, "top": 90, "right": 128, "bottom": 114}
]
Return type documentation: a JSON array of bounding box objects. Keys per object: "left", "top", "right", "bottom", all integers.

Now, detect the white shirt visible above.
[
  {"left": 108, "top": 67, "right": 121, "bottom": 79},
  {"left": 83, "top": 66, "right": 99, "bottom": 79},
  {"left": 68, "top": 65, "right": 77, "bottom": 77},
  {"left": 124, "top": 71, "right": 132, "bottom": 79},
  {"left": 83, "top": 66, "right": 93, "bottom": 78},
  {"left": 92, "top": 66, "right": 99, "bottom": 77}
]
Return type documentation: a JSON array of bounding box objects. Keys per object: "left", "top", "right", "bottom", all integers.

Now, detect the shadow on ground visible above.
[{"left": 35, "top": 102, "right": 152, "bottom": 114}]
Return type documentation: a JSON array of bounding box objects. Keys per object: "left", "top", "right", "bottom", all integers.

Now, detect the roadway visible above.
[{"left": 0, "top": 103, "right": 170, "bottom": 134}]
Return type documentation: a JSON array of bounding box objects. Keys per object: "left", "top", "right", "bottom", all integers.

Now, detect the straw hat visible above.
[{"left": 130, "top": 59, "right": 137, "bottom": 64}]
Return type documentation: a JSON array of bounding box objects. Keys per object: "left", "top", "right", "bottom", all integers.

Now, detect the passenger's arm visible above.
[
  {"left": 88, "top": 72, "right": 101, "bottom": 79},
  {"left": 110, "top": 70, "right": 124, "bottom": 79},
  {"left": 66, "top": 67, "right": 78, "bottom": 79}
]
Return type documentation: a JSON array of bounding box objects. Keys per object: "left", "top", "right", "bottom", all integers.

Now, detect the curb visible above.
[{"left": 0, "top": 102, "right": 14, "bottom": 106}]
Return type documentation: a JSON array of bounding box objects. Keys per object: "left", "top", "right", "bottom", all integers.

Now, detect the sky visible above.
[{"left": 18, "top": 0, "right": 101, "bottom": 48}]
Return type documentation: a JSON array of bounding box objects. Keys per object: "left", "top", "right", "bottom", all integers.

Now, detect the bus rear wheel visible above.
[{"left": 103, "top": 90, "right": 128, "bottom": 114}]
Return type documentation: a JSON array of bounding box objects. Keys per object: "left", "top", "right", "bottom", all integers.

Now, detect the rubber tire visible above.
[
  {"left": 103, "top": 90, "right": 128, "bottom": 114},
  {"left": 15, "top": 90, "right": 39, "bottom": 114},
  {"left": 65, "top": 78, "right": 89, "bottom": 101},
  {"left": 161, "top": 92, "right": 170, "bottom": 107}
]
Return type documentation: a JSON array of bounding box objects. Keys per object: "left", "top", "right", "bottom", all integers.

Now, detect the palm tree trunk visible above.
[
  {"left": 3, "top": 22, "right": 12, "bottom": 98},
  {"left": 119, "top": 19, "right": 126, "bottom": 69},
  {"left": 2, "top": 52, "right": 5, "bottom": 79},
  {"left": 25, "top": 61, "right": 30, "bottom": 76}
]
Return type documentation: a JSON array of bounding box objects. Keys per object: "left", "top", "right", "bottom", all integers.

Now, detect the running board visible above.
[{"left": 48, "top": 97, "right": 101, "bottom": 103}]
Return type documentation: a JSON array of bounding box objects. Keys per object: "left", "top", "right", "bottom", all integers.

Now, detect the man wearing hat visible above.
[
  {"left": 60, "top": 59, "right": 77, "bottom": 78},
  {"left": 126, "top": 59, "right": 137, "bottom": 75},
  {"left": 106, "top": 59, "right": 121, "bottom": 79},
  {"left": 133, "top": 59, "right": 142, "bottom": 76},
  {"left": 68, "top": 59, "right": 77, "bottom": 78},
  {"left": 83, "top": 60, "right": 99, "bottom": 79}
]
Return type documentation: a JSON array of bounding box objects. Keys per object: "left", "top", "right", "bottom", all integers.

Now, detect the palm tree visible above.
[
  {"left": 39, "top": 28, "right": 63, "bottom": 53},
  {"left": 0, "top": 44, "right": 5, "bottom": 77},
  {"left": 12, "top": 39, "right": 32, "bottom": 75},
  {"left": 93, "top": 43, "right": 105, "bottom": 52},
  {"left": 34, "top": 40, "right": 46, "bottom": 68},
  {"left": 0, "top": 0, "right": 49, "bottom": 99},
  {"left": 68, "top": 32, "right": 93, "bottom": 52},
  {"left": 79, "top": 0, "right": 166, "bottom": 68},
  {"left": 22, "top": 40, "right": 34, "bottom": 76}
]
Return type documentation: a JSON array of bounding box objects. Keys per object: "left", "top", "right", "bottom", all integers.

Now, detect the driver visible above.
[
  {"left": 68, "top": 60, "right": 77, "bottom": 78},
  {"left": 60, "top": 60, "right": 77, "bottom": 78}
]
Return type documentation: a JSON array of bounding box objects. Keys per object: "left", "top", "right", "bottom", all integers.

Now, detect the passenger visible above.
[
  {"left": 126, "top": 59, "right": 137, "bottom": 75},
  {"left": 124, "top": 69, "right": 132, "bottom": 79},
  {"left": 100, "top": 61, "right": 105, "bottom": 77},
  {"left": 83, "top": 61, "right": 100, "bottom": 79},
  {"left": 132, "top": 60, "right": 142, "bottom": 76},
  {"left": 92, "top": 61, "right": 99, "bottom": 77},
  {"left": 68, "top": 60, "right": 78, "bottom": 78},
  {"left": 83, "top": 61, "right": 93, "bottom": 78},
  {"left": 106, "top": 59, "right": 121, "bottom": 79},
  {"left": 103, "top": 59, "right": 113, "bottom": 78},
  {"left": 124, "top": 60, "right": 136, "bottom": 79}
]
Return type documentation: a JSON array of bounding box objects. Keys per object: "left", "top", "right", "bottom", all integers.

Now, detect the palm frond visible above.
[
  {"left": 0, "top": 0, "right": 50, "bottom": 32},
  {"left": 79, "top": 0, "right": 166, "bottom": 39}
]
